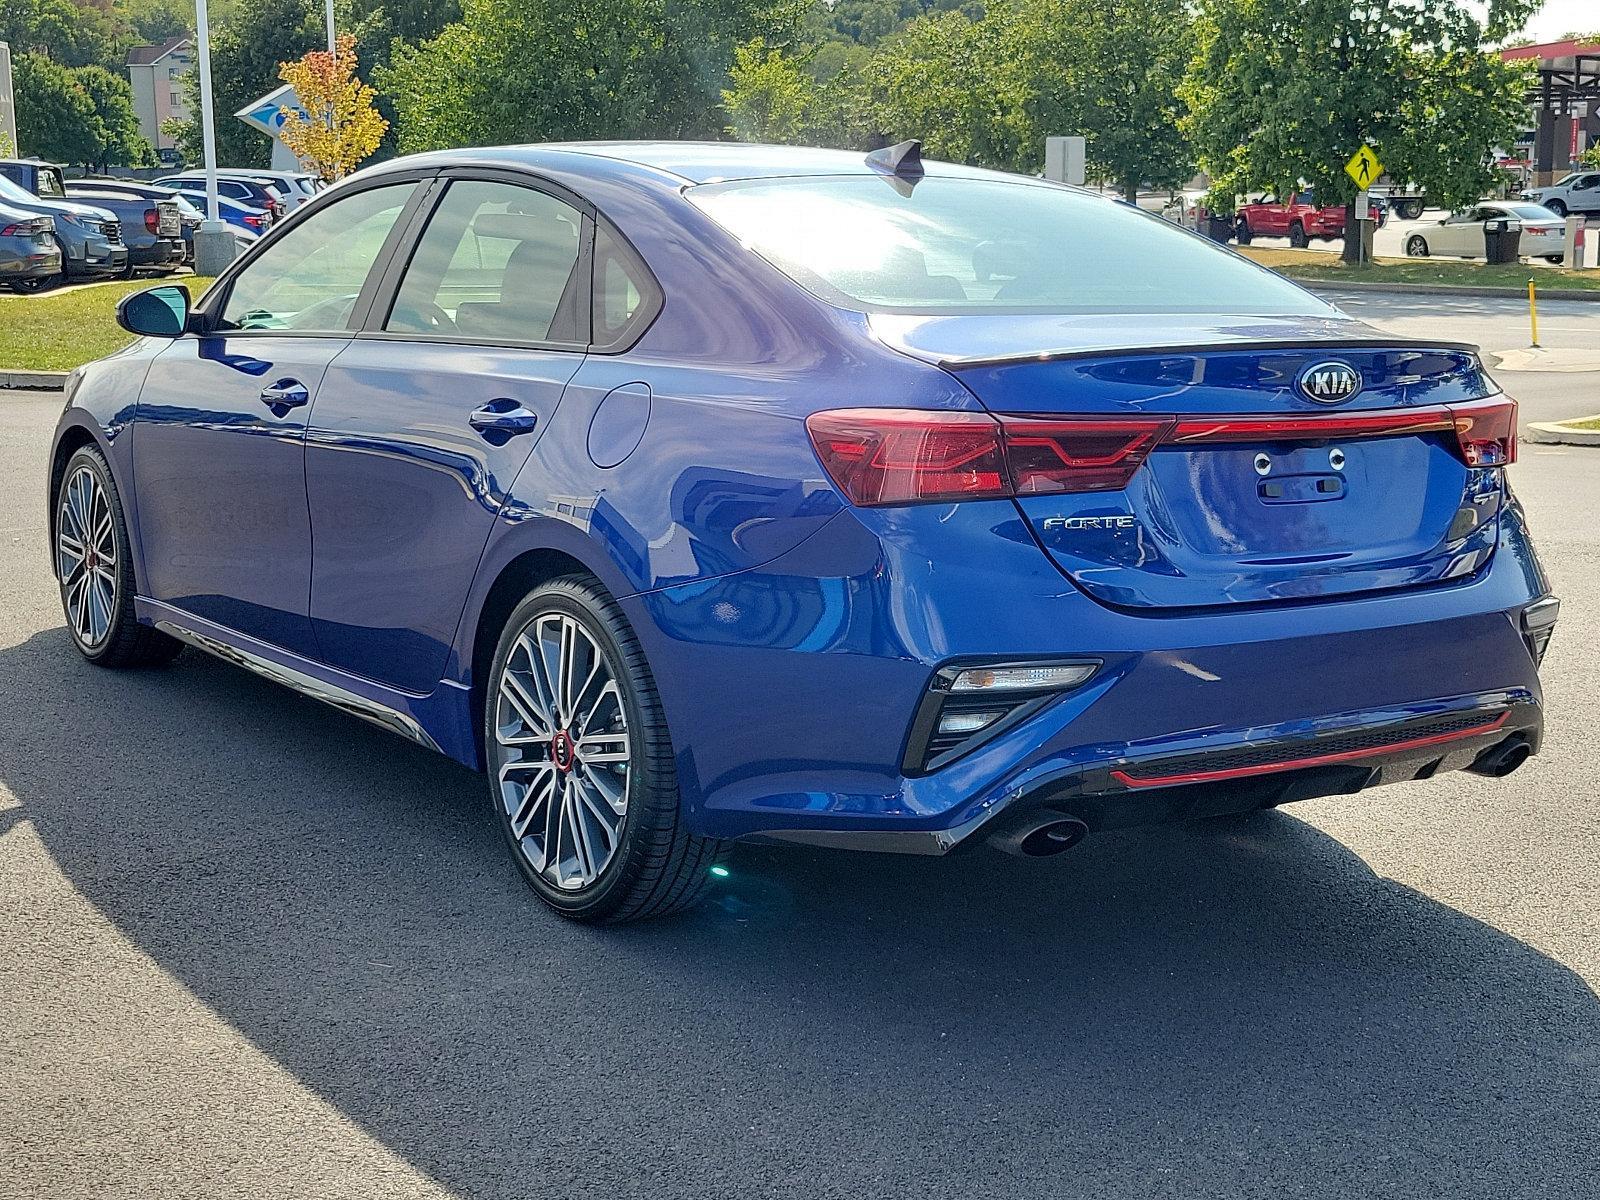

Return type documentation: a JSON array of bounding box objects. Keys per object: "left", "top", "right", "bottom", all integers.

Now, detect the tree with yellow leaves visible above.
[{"left": 277, "top": 36, "right": 388, "bottom": 184}]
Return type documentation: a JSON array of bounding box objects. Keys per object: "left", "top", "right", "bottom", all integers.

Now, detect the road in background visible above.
[
  {"left": 1320, "top": 287, "right": 1600, "bottom": 428},
  {"left": 1, "top": 355, "right": 1597, "bottom": 1198},
  {"left": 1254, "top": 207, "right": 1580, "bottom": 267}
]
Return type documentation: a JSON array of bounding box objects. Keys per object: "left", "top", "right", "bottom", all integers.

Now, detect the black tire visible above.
[
  {"left": 1400, "top": 200, "right": 1424, "bottom": 221},
  {"left": 1288, "top": 222, "right": 1309, "bottom": 249},
  {"left": 53, "top": 444, "right": 183, "bottom": 668},
  {"left": 1547, "top": 199, "right": 1567, "bottom": 218},
  {"left": 484, "top": 576, "right": 725, "bottom": 923},
  {"left": 1234, "top": 218, "right": 1252, "bottom": 245},
  {"left": 1405, "top": 235, "right": 1429, "bottom": 258}
]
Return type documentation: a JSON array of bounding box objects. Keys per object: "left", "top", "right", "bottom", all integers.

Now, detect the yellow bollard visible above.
[{"left": 1528, "top": 279, "right": 1540, "bottom": 347}]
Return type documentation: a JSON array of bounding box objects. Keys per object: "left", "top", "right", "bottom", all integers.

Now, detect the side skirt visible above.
[{"left": 136, "top": 598, "right": 478, "bottom": 766}]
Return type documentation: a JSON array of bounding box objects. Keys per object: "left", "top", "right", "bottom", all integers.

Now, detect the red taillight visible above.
[
  {"left": 805, "top": 409, "right": 1008, "bottom": 505},
  {"left": 1001, "top": 416, "right": 1174, "bottom": 494},
  {"left": 144, "top": 207, "right": 159, "bottom": 233},
  {"left": 807, "top": 400, "right": 1516, "bottom": 507},
  {"left": 1446, "top": 397, "right": 1517, "bottom": 467},
  {"left": 244, "top": 214, "right": 264, "bottom": 228}
]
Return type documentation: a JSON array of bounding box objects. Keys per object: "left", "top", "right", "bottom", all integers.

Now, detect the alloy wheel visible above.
[
  {"left": 56, "top": 465, "right": 118, "bottom": 649},
  {"left": 493, "top": 611, "right": 631, "bottom": 891}
]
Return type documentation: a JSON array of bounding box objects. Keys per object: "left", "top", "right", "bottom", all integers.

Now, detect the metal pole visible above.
[
  {"left": 325, "top": 0, "right": 336, "bottom": 54},
  {"left": 195, "top": 0, "right": 219, "bottom": 224},
  {"left": 1528, "top": 280, "right": 1540, "bottom": 348}
]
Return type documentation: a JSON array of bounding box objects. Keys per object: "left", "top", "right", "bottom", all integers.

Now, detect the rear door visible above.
[{"left": 305, "top": 172, "right": 591, "bottom": 694}]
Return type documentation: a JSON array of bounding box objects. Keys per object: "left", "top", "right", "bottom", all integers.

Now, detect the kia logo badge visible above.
[{"left": 1298, "top": 360, "right": 1362, "bottom": 405}]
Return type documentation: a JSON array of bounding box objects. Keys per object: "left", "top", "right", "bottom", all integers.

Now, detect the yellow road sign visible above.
[{"left": 1345, "top": 144, "right": 1383, "bottom": 189}]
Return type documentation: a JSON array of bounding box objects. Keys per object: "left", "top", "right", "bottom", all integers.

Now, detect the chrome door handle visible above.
[
  {"left": 260, "top": 380, "right": 309, "bottom": 410},
  {"left": 468, "top": 401, "right": 538, "bottom": 440}
]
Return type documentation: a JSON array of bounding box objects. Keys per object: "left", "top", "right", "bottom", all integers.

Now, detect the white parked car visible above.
[{"left": 1403, "top": 201, "right": 1570, "bottom": 263}]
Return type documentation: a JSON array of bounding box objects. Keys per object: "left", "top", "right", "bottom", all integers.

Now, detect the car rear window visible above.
[{"left": 689, "top": 175, "right": 1328, "bottom": 315}]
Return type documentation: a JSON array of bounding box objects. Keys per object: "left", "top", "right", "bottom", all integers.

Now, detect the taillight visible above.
[
  {"left": 144, "top": 207, "right": 160, "bottom": 233},
  {"left": 244, "top": 214, "right": 264, "bottom": 228},
  {"left": 804, "top": 409, "right": 1007, "bottom": 505},
  {"left": 808, "top": 400, "right": 1517, "bottom": 508},
  {"left": 1446, "top": 397, "right": 1517, "bottom": 467},
  {"left": 1001, "top": 417, "right": 1174, "bottom": 494}
]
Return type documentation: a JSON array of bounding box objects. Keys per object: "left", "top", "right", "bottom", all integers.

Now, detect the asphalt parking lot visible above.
[{"left": 2, "top": 297, "right": 1597, "bottom": 1198}]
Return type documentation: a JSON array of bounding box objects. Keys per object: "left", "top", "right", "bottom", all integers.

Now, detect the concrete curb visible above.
[
  {"left": 0, "top": 370, "right": 69, "bottom": 392},
  {"left": 1295, "top": 279, "right": 1600, "bottom": 302},
  {"left": 1526, "top": 420, "right": 1600, "bottom": 447}
]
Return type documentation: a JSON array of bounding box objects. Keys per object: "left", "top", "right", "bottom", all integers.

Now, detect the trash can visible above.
[
  {"left": 1484, "top": 218, "right": 1522, "bottom": 264},
  {"left": 1206, "top": 213, "right": 1234, "bottom": 242}
]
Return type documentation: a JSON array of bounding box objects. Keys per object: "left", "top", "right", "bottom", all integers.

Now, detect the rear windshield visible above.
[{"left": 689, "top": 175, "right": 1328, "bottom": 315}]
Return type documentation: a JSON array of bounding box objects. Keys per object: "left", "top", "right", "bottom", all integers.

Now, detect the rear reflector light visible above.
[
  {"left": 804, "top": 409, "right": 1006, "bottom": 505},
  {"left": 144, "top": 207, "right": 160, "bottom": 233},
  {"left": 808, "top": 399, "right": 1517, "bottom": 507}
]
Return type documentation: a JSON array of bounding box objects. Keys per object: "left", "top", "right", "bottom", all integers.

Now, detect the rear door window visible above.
[{"left": 384, "top": 179, "right": 587, "bottom": 346}]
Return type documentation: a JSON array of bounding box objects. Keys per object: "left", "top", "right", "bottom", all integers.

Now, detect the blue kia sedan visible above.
[{"left": 49, "top": 142, "right": 1557, "bottom": 922}]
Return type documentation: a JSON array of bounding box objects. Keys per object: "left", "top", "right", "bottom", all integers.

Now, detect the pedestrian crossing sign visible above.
[{"left": 1345, "top": 144, "right": 1383, "bottom": 189}]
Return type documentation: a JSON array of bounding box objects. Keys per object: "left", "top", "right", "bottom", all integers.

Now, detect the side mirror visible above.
[{"left": 116, "top": 284, "right": 191, "bottom": 338}]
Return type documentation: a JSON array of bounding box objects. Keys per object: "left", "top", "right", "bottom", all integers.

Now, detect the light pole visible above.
[
  {"left": 326, "top": 0, "right": 336, "bottom": 53},
  {"left": 191, "top": 0, "right": 237, "bottom": 275}
]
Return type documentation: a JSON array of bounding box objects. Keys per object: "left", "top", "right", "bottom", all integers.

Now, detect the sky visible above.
[{"left": 1513, "top": 0, "right": 1597, "bottom": 42}]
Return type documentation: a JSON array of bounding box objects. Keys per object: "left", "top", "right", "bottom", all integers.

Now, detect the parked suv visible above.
[
  {"left": 216, "top": 169, "right": 323, "bottom": 209},
  {"left": 61, "top": 184, "right": 184, "bottom": 275},
  {"left": 0, "top": 200, "right": 62, "bottom": 292},
  {"left": 1234, "top": 192, "right": 1381, "bottom": 246},
  {"left": 155, "top": 173, "right": 285, "bottom": 222},
  {"left": 0, "top": 170, "right": 126, "bottom": 281},
  {"left": 1522, "top": 171, "right": 1600, "bottom": 218}
]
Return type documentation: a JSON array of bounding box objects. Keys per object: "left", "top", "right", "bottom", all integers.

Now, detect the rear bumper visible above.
[
  {"left": 0, "top": 246, "right": 61, "bottom": 278},
  {"left": 625, "top": 492, "right": 1554, "bottom": 851},
  {"left": 128, "top": 238, "right": 184, "bottom": 268}
]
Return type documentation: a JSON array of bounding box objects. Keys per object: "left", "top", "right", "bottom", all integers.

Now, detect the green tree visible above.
[
  {"left": 1182, "top": 0, "right": 1538, "bottom": 260},
  {"left": 380, "top": 0, "right": 796, "bottom": 152},
  {"left": 860, "top": 7, "right": 1027, "bottom": 168},
  {"left": 75, "top": 63, "right": 155, "bottom": 169},
  {"left": 1, "top": 0, "right": 120, "bottom": 68},
  {"left": 169, "top": 0, "right": 326, "bottom": 167},
  {"left": 13, "top": 51, "right": 101, "bottom": 164},
  {"left": 723, "top": 37, "right": 817, "bottom": 142},
  {"left": 1016, "top": 0, "right": 1193, "bottom": 197},
  {"left": 118, "top": 0, "right": 192, "bottom": 43}
]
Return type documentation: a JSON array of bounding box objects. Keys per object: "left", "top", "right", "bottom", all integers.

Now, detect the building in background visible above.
[
  {"left": 127, "top": 37, "right": 193, "bottom": 164},
  {"left": 1504, "top": 39, "right": 1600, "bottom": 186},
  {"left": 0, "top": 42, "right": 15, "bottom": 155}
]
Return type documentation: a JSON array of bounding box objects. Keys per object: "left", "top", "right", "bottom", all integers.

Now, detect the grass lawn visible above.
[
  {"left": 1237, "top": 247, "right": 1600, "bottom": 294},
  {"left": 0, "top": 277, "right": 214, "bottom": 372},
  {"left": 1561, "top": 416, "right": 1600, "bottom": 431}
]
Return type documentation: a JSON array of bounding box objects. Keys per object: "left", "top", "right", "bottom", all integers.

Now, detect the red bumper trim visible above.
[{"left": 1109, "top": 712, "right": 1511, "bottom": 790}]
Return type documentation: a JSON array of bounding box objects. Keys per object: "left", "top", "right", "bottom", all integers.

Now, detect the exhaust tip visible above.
[
  {"left": 987, "top": 810, "right": 1090, "bottom": 858},
  {"left": 1469, "top": 738, "right": 1532, "bottom": 778}
]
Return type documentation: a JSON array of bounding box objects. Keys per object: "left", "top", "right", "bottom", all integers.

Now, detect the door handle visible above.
[
  {"left": 260, "top": 380, "right": 309, "bottom": 410},
  {"left": 468, "top": 400, "right": 538, "bottom": 441}
]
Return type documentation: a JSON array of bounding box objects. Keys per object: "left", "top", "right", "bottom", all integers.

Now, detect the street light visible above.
[{"left": 191, "top": 0, "right": 236, "bottom": 275}]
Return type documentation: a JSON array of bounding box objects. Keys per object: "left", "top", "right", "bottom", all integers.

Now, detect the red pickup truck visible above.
[{"left": 1233, "top": 192, "right": 1380, "bottom": 247}]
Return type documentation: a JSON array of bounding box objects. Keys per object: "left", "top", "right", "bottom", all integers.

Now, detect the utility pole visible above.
[{"left": 191, "top": 0, "right": 237, "bottom": 274}]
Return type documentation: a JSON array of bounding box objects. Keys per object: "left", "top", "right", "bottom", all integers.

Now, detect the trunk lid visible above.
[{"left": 872, "top": 313, "right": 1507, "bottom": 610}]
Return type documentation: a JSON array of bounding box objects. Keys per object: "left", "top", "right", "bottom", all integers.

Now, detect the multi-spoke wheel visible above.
[
  {"left": 485, "top": 577, "right": 725, "bottom": 922},
  {"left": 53, "top": 445, "right": 182, "bottom": 667},
  {"left": 57, "top": 462, "right": 119, "bottom": 650}
]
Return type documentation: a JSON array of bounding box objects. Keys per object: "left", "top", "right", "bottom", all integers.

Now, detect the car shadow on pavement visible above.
[{"left": 2, "top": 628, "right": 1596, "bottom": 1200}]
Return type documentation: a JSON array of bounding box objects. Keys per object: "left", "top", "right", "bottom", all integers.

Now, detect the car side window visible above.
[
  {"left": 217, "top": 182, "right": 416, "bottom": 333},
  {"left": 592, "top": 222, "right": 661, "bottom": 350},
  {"left": 385, "top": 179, "right": 586, "bottom": 345}
]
